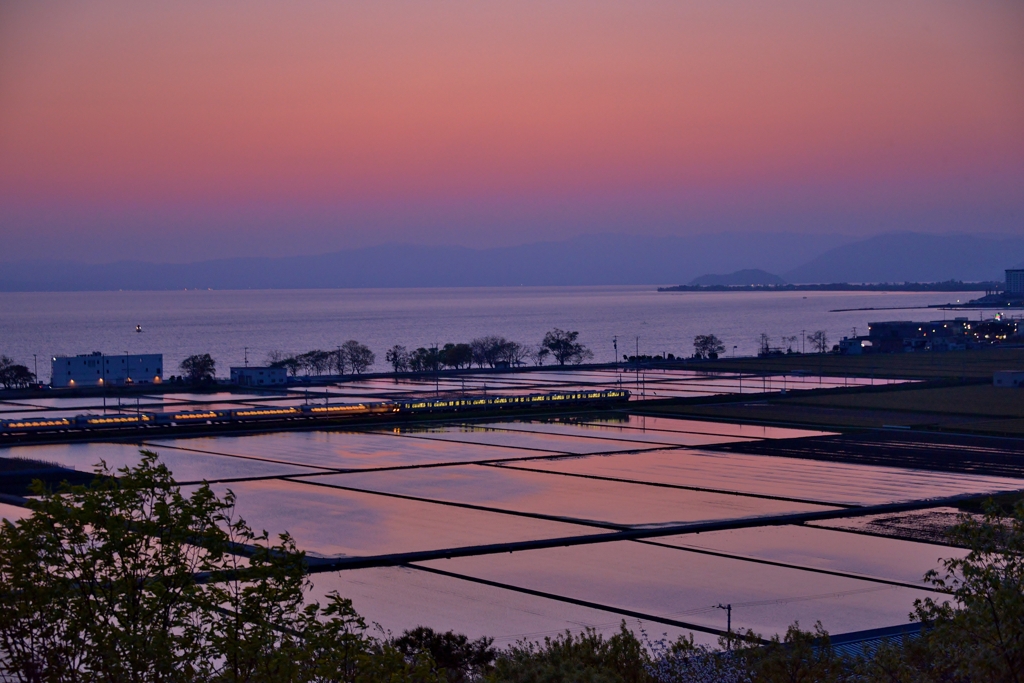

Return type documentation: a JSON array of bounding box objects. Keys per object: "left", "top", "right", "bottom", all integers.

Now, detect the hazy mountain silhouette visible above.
[
  {"left": 783, "top": 233, "right": 1024, "bottom": 284},
  {"left": 2, "top": 231, "right": 1020, "bottom": 291},
  {"left": 689, "top": 269, "right": 786, "bottom": 286},
  {"left": 0, "top": 233, "right": 847, "bottom": 291}
]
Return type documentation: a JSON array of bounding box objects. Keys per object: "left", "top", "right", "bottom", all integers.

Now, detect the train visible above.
[{"left": 0, "top": 389, "right": 630, "bottom": 436}]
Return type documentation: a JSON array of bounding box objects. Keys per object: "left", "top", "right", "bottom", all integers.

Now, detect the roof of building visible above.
[{"left": 827, "top": 622, "right": 925, "bottom": 659}]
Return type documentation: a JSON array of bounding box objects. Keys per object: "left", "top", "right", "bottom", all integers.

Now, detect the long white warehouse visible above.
[{"left": 51, "top": 352, "right": 163, "bottom": 388}]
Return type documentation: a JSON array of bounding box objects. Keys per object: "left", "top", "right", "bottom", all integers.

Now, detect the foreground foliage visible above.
[
  {"left": 0, "top": 453, "right": 1021, "bottom": 682},
  {"left": 910, "top": 499, "right": 1024, "bottom": 683},
  {"left": 495, "top": 625, "right": 648, "bottom": 683},
  {"left": 0, "top": 452, "right": 436, "bottom": 683}
]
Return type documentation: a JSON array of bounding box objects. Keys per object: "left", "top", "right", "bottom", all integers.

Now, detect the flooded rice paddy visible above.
[
  {"left": 1, "top": 372, "right": 1019, "bottom": 646},
  {"left": 0, "top": 367, "right": 906, "bottom": 421}
]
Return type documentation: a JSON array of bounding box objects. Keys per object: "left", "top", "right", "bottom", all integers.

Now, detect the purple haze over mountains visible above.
[{"left": 1, "top": 232, "right": 1023, "bottom": 291}]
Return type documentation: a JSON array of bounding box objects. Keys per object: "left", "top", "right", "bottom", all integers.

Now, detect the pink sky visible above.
[{"left": 1, "top": 1, "right": 1022, "bottom": 262}]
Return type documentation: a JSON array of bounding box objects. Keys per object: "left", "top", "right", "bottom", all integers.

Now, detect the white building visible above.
[
  {"left": 230, "top": 366, "right": 287, "bottom": 387},
  {"left": 51, "top": 352, "right": 163, "bottom": 388}
]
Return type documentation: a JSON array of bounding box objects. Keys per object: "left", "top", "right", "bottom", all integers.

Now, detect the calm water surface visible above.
[
  {"left": 0, "top": 287, "right": 985, "bottom": 381},
  {"left": 4, "top": 415, "right": 1020, "bottom": 641}
]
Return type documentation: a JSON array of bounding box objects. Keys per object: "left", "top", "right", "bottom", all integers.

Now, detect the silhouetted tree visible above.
[
  {"left": 341, "top": 340, "right": 374, "bottom": 374},
  {"left": 809, "top": 330, "right": 829, "bottom": 353},
  {"left": 395, "top": 627, "right": 495, "bottom": 683},
  {"left": 297, "top": 350, "right": 331, "bottom": 375},
  {"left": 270, "top": 356, "right": 302, "bottom": 377},
  {"left": 470, "top": 337, "right": 509, "bottom": 368},
  {"left": 693, "top": 334, "right": 725, "bottom": 360},
  {"left": 330, "top": 347, "right": 347, "bottom": 375},
  {"left": 0, "top": 356, "right": 35, "bottom": 389},
  {"left": 180, "top": 354, "right": 216, "bottom": 385},
  {"left": 410, "top": 347, "right": 441, "bottom": 373},
  {"left": 496, "top": 341, "right": 531, "bottom": 367},
  {"left": 441, "top": 343, "right": 473, "bottom": 369},
  {"left": 540, "top": 329, "right": 593, "bottom": 365},
  {"left": 385, "top": 345, "right": 410, "bottom": 373}
]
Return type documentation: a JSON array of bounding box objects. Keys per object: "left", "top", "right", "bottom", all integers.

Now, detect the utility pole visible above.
[
  {"left": 33, "top": 354, "right": 37, "bottom": 381},
  {"left": 613, "top": 336, "right": 617, "bottom": 367},
  {"left": 717, "top": 604, "right": 732, "bottom": 647},
  {"left": 635, "top": 337, "right": 640, "bottom": 392},
  {"left": 801, "top": 330, "right": 805, "bottom": 354},
  {"left": 244, "top": 347, "right": 248, "bottom": 368}
]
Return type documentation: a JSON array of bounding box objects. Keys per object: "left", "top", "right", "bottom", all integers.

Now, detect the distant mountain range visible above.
[
  {"left": 782, "top": 233, "right": 1024, "bottom": 284},
  {"left": 0, "top": 231, "right": 1021, "bottom": 291},
  {"left": 689, "top": 269, "right": 786, "bottom": 287},
  {"left": 0, "top": 233, "right": 845, "bottom": 291}
]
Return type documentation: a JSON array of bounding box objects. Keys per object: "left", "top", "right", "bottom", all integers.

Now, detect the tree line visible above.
[
  {"left": 693, "top": 331, "right": 829, "bottom": 360},
  {"left": 758, "top": 330, "right": 830, "bottom": 356},
  {"left": 0, "top": 453, "right": 1020, "bottom": 682},
  {"left": 267, "top": 341, "right": 376, "bottom": 377},
  {"left": 163, "top": 330, "right": 594, "bottom": 388},
  {"left": 385, "top": 329, "right": 594, "bottom": 373},
  {"left": 620, "top": 331, "right": 829, "bottom": 364},
  {"left": 3, "top": 328, "right": 833, "bottom": 391},
  {"left": 0, "top": 356, "right": 35, "bottom": 389}
]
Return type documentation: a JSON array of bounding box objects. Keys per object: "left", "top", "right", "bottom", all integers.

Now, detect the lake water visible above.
[
  {"left": 2, "top": 286, "right": 1018, "bottom": 644},
  {"left": 0, "top": 287, "right": 985, "bottom": 381}
]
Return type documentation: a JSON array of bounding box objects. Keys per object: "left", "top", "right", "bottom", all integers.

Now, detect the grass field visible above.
[
  {"left": 788, "top": 383, "right": 1024, "bottom": 418},
  {"left": 699, "top": 346, "right": 1024, "bottom": 380},
  {"left": 642, "top": 381, "right": 1024, "bottom": 436}
]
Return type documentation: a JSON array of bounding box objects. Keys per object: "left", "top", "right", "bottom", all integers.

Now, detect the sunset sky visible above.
[{"left": 1, "top": 1, "right": 1022, "bottom": 262}]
